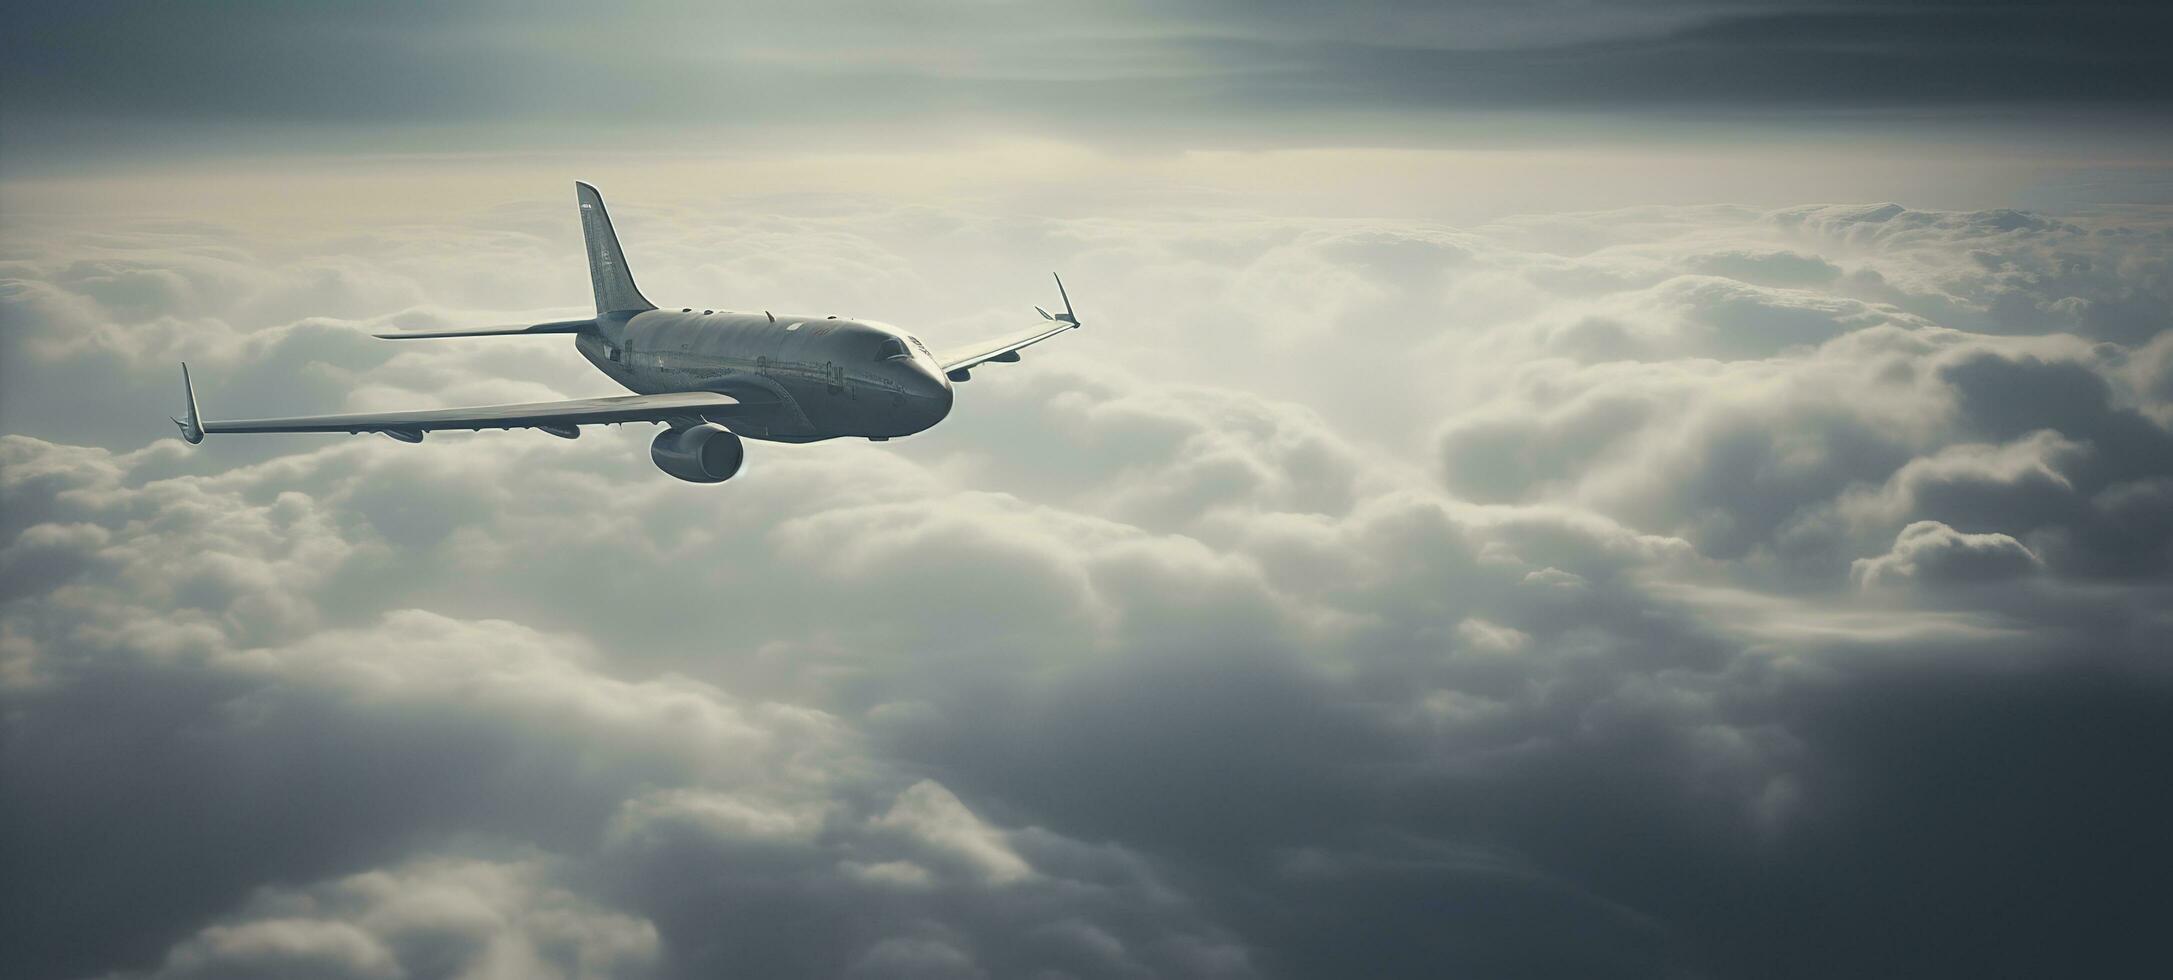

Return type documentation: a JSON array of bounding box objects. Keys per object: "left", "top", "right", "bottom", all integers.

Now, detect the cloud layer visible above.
[{"left": 5, "top": 186, "right": 2172, "bottom": 978}]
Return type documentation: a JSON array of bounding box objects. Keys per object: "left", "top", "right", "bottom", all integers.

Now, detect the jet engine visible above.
[{"left": 650, "top": 423, "right": 745, "bottom": 483}]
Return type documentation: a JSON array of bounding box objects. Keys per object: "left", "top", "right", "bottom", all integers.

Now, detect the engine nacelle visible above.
[{"left": 650, "top": 423, "right": 745, "bottom": 484}]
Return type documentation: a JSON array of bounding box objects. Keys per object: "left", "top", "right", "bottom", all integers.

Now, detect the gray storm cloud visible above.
[
  {"left": 4, "top": 1, "right": 2170, "bottom": 166},
  {"left": 4, "top": 186, "right": 2171, "bottom": 978}
]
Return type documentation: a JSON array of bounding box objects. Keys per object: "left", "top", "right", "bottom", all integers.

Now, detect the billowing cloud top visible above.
[{"left": 4, "top": 172, "right": 2171, "bottom": 979}]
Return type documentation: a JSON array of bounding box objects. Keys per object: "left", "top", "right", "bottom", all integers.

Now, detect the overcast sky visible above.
[{"left": 5, "top": 3, "right": 2173, "bottom": 979}]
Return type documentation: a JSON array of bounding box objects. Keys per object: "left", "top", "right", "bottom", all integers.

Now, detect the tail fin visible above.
[{"left": 574, "top": 181, "right": 656, "bottom": 317}]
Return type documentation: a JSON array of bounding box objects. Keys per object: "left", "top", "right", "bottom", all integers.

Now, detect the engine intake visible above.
[{"left": 650, "top": 423, "right": 745, "bottom": 483}]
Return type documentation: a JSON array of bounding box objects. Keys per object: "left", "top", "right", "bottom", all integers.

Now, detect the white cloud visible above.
[
  {"left": 873, "top": 780, "right": 1036, "bottom": 886},
  {"left": 112, "top": 856, "right": 660, "bottom": 980},
  {"left": 6, "top": 190, "right": 2172, "bottom": 979},
  {"left": 1853, "top": 520, "right": 2042, "bottom": 588}
]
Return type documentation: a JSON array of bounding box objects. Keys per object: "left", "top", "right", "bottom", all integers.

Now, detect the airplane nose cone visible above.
[{"left": 900, "top": 362, "right": 952, "bottom": 433}]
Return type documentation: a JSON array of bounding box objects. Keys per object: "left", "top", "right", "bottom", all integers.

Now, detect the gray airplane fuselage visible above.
[{"left": 577, "top": 309, "right": 953, "bottom": 443}]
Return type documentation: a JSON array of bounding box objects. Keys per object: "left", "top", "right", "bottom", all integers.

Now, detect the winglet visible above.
[
  {"left": 1051, "top": 273, "right": 1078, "bottom": 326},
  {"left": 172, "top": 363, "right": 205, "bottom": 444}
]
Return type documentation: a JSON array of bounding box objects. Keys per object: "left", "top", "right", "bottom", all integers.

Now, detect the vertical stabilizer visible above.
[{"left": 574, "top": 181, "right": 656, "bottom": 316}]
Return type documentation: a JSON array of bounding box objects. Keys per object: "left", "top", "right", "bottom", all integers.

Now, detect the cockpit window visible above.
[{"left": 875, "top": 338, "right": 911, "bottom": 361}]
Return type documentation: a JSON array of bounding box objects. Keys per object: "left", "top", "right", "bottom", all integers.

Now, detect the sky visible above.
[{"left": 3, "top": 2, "right": 2172, "bottom": 978}]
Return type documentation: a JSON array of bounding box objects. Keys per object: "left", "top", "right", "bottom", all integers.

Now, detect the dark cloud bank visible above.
[
  {"left": 4, "top": 191, "right": 2172, "bottom": 979},
  {"left": 5, "top": 1, "right": 2170, "bottom": 157}
]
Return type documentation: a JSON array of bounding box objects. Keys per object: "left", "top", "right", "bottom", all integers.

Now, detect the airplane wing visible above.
[
  {"left": 171, "top": 363, "right": 741, "bottom": 444},
  {"left": 371, "top": 317, "right": 594, "bottom": 340},
  {"left": 936, "top": 274, "right": 1083, "bottom": 379}
]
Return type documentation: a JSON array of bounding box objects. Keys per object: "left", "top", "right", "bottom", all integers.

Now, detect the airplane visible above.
[{"left": 171, "top": 181, "right": 1082, "bottom": 483}]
